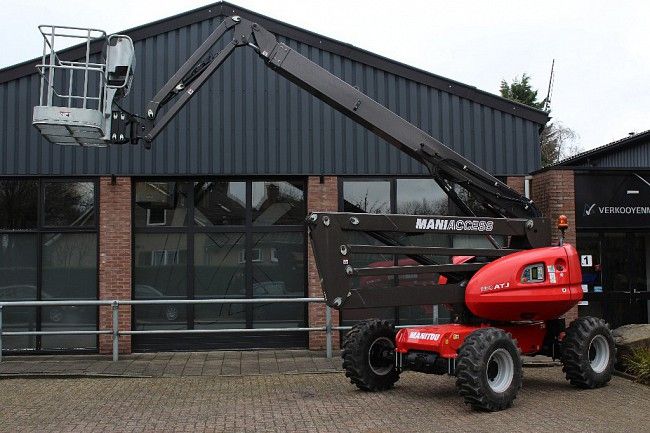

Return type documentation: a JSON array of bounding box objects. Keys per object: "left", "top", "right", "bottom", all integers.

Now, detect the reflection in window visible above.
[
  {"left": 396, "top": 179, "right": 448, "bottom": 215},
  {"left": 0, "top": 234, "right": 38, "bottom": 350},
  {"left": 194, "top": 233, "right": 247, "bottom": 329},
  {"left": 134, "top": 233, "right": 188, "bottom": 331},
  {"left": 134, "top": 234, "right": 187, "bottom": 298},
  {"left": 41, "top": 233, "right": 97, "bottom": 350},
  {"left": 194, "top": 233, "right": 245, "bottom": 298},
  {"left": 252, "top": 181, "right": 305, "bottom": 225},
  {"left": 343, "top": 180, "right": 390, "bottom": 214},
  {"left": 134, "top": 182, "right": 189, "bottom": 227},
  {"left": 0, "top": 180, "right": 38, "bottom": 229},
  {"left": 42, "top": 233, "right": 97, "bottom": 300},
  {"left": 44, "top": 181, "right": 95, "bottom": 227},
  {"left": 194, "top": 181, "right": 246, "bottom": 226},
  {"left": 251, "top": 232, "right": 305, "bottom": 328}
]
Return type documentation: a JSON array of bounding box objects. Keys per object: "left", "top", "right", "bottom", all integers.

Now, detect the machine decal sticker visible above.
[
  {"left": 415, "top": 218, "right": 494, "bottom": 232},
  {"left": 408, "top": 331, "right": 441, "bottom": 341}
]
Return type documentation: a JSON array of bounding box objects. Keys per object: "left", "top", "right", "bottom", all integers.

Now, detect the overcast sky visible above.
[{"left": 1, "top": 0, "right": 648, "bottom": 152}]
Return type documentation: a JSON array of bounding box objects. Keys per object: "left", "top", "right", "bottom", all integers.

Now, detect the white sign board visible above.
[{"left": 580, "top": 255, "right": 593, "bottom": 267}]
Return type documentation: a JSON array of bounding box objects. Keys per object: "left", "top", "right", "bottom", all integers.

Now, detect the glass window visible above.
[
  {"left": 41, "top": 232, "right": 97, "bottom": 350},
  {"left": 0, "top": 234, "right": 38, "bottom": 350},
  {"left": 396, "top": 179, "right": 448, "bottom": 215},
  {"left": 0, "top": 180, "right": 39, "bottom": 229},
  {"left": 343, "top": 180, "right": 390, "bottom": 214},
  {"left": 194, "top": 232, "right": 246, "bottom": 329},
  {"left": 134, "top": 233, "right": 188, "bottom": 330},
  {"left": 252, "top": 232, "right": 305, "bottom": 328},
  {"left": 43, "top": 181, "right": 95, "bottom": 227},
  {"left": 134, "top": 182, "right": 189, "bottom": 227},
  {"left": 194, "top": 181, "right": 246, "bottom": 226},
  {"left": 252, "top": 181, "right": 305, "bottom": 225},
  {"left": 194, "top": 233, "right": 246, "bottom": 298}
]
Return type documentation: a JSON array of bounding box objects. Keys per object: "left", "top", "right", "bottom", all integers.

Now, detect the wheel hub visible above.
[
  {"left": 368, "top": 336, "right": 395, "bottom": 376},
  {"left": 588, "top": 334, "right": 609, "bottom": 374},
  {"left": 486, "top": 348, "right": 514, "bottom": 393}
]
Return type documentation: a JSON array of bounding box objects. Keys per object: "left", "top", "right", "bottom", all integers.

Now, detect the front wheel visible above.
[
  {"left": 342, "top": 319, "right": 400, "bottom": 391},
  {"left": 561, "top": 316, "right": 615, "bottom": 388},
  {"left": 455, "top": 328, "right": 523, "bottom": 411}
]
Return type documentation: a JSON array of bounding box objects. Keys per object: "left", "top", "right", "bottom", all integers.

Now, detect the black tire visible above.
[
  {"left": 561, "top": 316, "right": 615, "bottom": 389},
  {"left": 455, "top": 328, "right": 523, "bottom": 412},
  {"left": 342, "top": 319, "right": 400, "bottom": 391}
]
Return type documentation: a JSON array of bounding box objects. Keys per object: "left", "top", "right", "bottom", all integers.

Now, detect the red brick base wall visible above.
[
  {"left": 531, "top": 169, "right": 578, "bottom": 323},
  {"left": 506, "top": 176, "right": 526, "bottom": 196},
  {"left": 307, "top": 176, "right": 340, "bottom": 350},
  {"left": 98, "top": 177, "right": 132, "bottom": 354}
]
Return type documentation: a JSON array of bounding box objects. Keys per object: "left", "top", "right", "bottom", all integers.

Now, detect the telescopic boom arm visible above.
[{"left": 114, "top": 15, "right": 540, "bottom": 221}]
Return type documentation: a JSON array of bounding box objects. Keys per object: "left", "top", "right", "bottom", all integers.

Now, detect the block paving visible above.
[{"left": 0, "top": 350, "right": 648, "bottom": 432}]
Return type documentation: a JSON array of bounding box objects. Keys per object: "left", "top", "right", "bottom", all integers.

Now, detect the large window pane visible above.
[
  {"left": 343, "top": 180, "right": 390, "bottom": 214},
  {"left": 251, "top": 232, "right": 305, "bottom": 328},
  {"left": 43, "top": 181, "right": 95, "bottom": 227},
  {"left": 396, "top": 178, "right": 448, "bottom": 215},
  {"left": 41, "top": 233, "right": 97, "bottom": 350},
  {"left": 194, "top": 181, "right": 246, "bottom": 226},
  {"left": 0, "top": 234, "right": 38, "bottom": 350},
  {"left": 134, "top": 233, "right": 187, "bottom": 330},
  {"left": 252, "top": 181, "right": 305, "bottom": 225},
  {"left": 0, "top": 180, "right": 38, "bottom": 229},
  {"left": 194, "top": 233, "right": 246, "bottom": 329},
  {"left": 134, "top": 182, "right": 189, "bottom": 227}
]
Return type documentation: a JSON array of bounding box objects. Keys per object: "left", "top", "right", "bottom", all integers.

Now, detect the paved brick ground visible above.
[
  {"left": 0, "top": 366, "right": 647, "bottom": 432},
  {"left": 0, "top": 351, "right": 341, "bottom": 377}
]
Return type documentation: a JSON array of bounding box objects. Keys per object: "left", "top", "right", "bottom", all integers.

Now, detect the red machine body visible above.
[
  {"left": 395, "top": 244, "right": 582, "bottom": 358},
  {"left": 395, "top": 321, "right": 548, "bottom": 357},
  {"left": 465, "top": 244, "right": 583, "bottom": 321}
]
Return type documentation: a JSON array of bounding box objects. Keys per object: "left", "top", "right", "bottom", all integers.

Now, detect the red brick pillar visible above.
[
  {"left": 98, "top": 177, "right": 132, "bottom": 354},
  {"left": 307, "top": 176, "right": 340, "bottom": 350},
  {"left": 506, "top": 176, "right": 526, "bottom": 196},
  {"left": 531, "top": 169, "right": 578, "bottom": 323}
]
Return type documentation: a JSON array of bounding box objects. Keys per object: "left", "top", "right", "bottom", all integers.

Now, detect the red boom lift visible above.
[{"left": 32, "top": 16, "right": 616, "bottom": 411}]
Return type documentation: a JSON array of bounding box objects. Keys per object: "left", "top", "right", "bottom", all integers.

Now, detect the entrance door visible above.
[{"left": 578, "top": 232, "right": 649, "bottom": 328}]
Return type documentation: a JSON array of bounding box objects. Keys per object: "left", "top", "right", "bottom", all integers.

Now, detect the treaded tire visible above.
[
  {"left": 342, "top": 319, "right": 400, "bottom": 391},
  {"left": 561, "top": 316, "right": 615, "bottom": 389},
  {"left": 455, "top": 328, "right": 523, "bottom": 412}
]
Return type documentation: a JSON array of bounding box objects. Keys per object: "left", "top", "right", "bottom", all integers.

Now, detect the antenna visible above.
[{"left": 542, "top": 59, "right": 555, "bottom": 113}]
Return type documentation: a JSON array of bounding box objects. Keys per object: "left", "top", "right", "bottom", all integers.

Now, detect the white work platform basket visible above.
[{"left": 32, "top": 25, "right": 135, "bottom": 147}]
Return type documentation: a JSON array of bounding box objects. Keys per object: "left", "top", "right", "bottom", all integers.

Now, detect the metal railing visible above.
[
  {"left": 0, "top": 298, "right": 339, "bottom": 362},
  {"left": 0, "top": 298, "right": 439, "bottom": 362}
]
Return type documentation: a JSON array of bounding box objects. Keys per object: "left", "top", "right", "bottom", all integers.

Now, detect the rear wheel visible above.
[
  {"left": 342, "top": 319, "right": 400, "bottom": 391},
  {"left": 561, "top": 316, "right": 615, "bottom": 388},
  {"left": 455, "top": 328, "right": 523, "bottom": 411}
]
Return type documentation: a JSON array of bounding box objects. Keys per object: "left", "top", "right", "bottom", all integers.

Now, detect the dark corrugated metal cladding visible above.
[{"left": 0, "top": 16, "right": 543, "bottom": 176}]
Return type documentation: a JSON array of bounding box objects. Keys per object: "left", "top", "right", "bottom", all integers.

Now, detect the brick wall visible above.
[
  {"left": 531, "top": 169, "right": 578, "bottom": 323},
  {"left": 506, "top": 176, "right": 526, "bottom": 196},
  {"left": 98, "top": 177, "right": 132, "bottom": 354},
  {"left": 307, "top": 176, "right": 340, "bottom": 350}
]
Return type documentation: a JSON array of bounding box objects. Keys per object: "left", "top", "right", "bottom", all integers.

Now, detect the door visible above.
[{"left": 578, "top": 232, "right": 649, "bottom": 328}]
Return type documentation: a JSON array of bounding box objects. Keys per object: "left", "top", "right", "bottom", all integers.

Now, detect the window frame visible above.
[
  {"left": 0, "top": 177, "right": 99, "bottom": 353},
  {"left": 131, "top": 177, "right": 309, "bottom": 348}
]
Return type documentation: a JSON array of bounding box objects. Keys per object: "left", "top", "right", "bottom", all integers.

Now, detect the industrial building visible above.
[{"left": 0, "top": 2, "right": 645, "bottom": 355}]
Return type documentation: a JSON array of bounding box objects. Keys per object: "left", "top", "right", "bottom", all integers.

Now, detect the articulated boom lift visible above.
[{"left": 32, "top": 16, "right": 615, "bottom": 411}]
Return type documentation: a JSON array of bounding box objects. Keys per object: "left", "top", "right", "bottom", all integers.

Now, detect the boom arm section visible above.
[{"left": 114, "top": 15, "right": 540, "bottom": 221}]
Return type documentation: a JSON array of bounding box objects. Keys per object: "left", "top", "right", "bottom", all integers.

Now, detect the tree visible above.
[
  {"left": 499, "top": 73, "right": 581, "bottom": 166},
  {"left": 499, "top": 74, "right": 544, "bottom": 110},
  {"left": 540, "top": 122, "right": 579, "bottom": 166}
]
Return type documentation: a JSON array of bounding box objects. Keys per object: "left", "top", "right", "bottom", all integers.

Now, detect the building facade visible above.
[
  {"left": 0, "top": 2, "right": 552, "bottom": 354},
  {"left": 535, "top": 131, "right": 650, "bottom": 329}
]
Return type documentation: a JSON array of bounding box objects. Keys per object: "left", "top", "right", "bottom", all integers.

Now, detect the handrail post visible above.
[
  {"left": 112, "top": 301, "right": 119, "bottom": 362},
  {"left": 0, "top": 305, "right": 3, "bottom": 362},
  {"left": 325, "top": 304, "right": 332, "bottom": 359}
]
